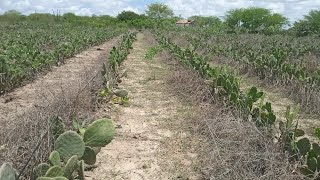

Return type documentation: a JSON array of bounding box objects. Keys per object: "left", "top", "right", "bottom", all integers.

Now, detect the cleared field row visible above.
[{"left": 154, "top": 29, "right": 320, "bottom": 178}]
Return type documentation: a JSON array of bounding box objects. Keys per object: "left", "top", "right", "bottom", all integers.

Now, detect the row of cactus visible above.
[
  {"left": 99, "top": 32, "right": 136, "bottom": 105},
  {"left": 155, "top": 30, "right": 320, "bottom": 179},
  {"left": 155, "top": 31, "right": 277, "bottom": 128},
  {"left": 183, "top": 28, "right": 320, "bottom": 88},
  {"left": 0, "top": 118, "right": 115, "bottom": 180},
  {"left": 107, "top": 32, "right": 137, "bottom": 75},
  {"left": 0, "top": 32, "right": 136, "bottom": 180},
  {"left": 183, "top": 29, "right": 320, "bottom": 178}
]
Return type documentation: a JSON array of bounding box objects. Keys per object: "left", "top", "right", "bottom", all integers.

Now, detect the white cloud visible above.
[
  {"left": 165, "top": 0, "right": 320, "bottom": 21},
  {"left": 0, "top": 0, "right": 319, "bottom": 21}
]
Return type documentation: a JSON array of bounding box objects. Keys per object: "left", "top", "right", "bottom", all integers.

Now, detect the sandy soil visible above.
[{"left": 87, "top": 33, "right": 205, "bottom": 180}]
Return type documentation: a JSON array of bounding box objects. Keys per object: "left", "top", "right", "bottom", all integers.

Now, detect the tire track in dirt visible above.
[
  {"left": 0, "top": 37, "right": 119, "bottom": 128},
  {"left": 88, "top": 33, "right": 205, "bottom": 180}
]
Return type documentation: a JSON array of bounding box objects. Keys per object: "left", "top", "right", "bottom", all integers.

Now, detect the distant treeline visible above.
[{"left": 1, "top": 4, "right": 320, "bottom": 36}]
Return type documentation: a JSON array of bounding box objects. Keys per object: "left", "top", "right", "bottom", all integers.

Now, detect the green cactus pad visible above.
[
  {"left": 298, "top": 165, "right": 314, "bottom": 177},
  {"left": 297, "top": 138, "right": 311, "bottom": 156},
  {"left": 114, "top": 90, "right": 128, "bottom": 98},
  {"left": 53, "top": 177, "right": 68, "bottom": 180},
  {"left": 50, "top": 116, "right": 65, "bottom": 140},
  {"left": 36, "top": 177, "right": 54, "bottom": 180},
  {"left": 79, "top": 128, "right": 86, "bottom": 137},
  {"left": 307, "top": 157, "right": 317, "bottom": 172},
  {"left": 83, "top": 146, "right": 97, "bottom": 165},
  {"left": 55, "top": 131, "right": 85, "bottom": 161},
  {"left": 294, "top": 129, "right": 305, "bottom": 137},
  {"left": 0, "top": 163, "right": 16, "bottom": 180},
  {"left": 64, "top": 155, "right": 79, "bottom": 179},
  {"left": 33, "top": 163, "right": 50, "bottom": 178},
  {"left": 78, "top": 160, "right": 85, "bottom": 180},
  {"left": 92, "top": 147, "right": 102, "bottom": 155},
  {"left": 49, "top": 151, "right": 61, "bottom": 166},
  {"left": 45, "top": 166, "right": 64, "bottom": 177},
  {"left": 84, "top": 119, "right": 115, "bottom": 147}
]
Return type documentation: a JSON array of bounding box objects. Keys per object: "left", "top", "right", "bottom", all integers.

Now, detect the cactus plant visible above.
[
  {"left": 64, "top": 155, "right": 79, "bottom": 179},
  {"left": 37, "top": 177, "right": 54, "bottom": 180},
  {"left": 307, "top": 157, "right": 318, "bottom": 172},
  {"left": 84, "top": 119, "right": 115, "bottom": 147},
  {"left": 82, "top": 146, "right": 96, "bottom": 165},
  {"left": 78, "top": 160, "right": 85, "bottom": 180},
  {"left": 44, "top": 166, "right": 64, "bottom": 177},
  {"left": 49, "top": 151, "right": 61, "bottom": 166},
  {"left": 37, "top": 177, "right": 68, "bottom": 180},
  {"left": 297, "top": 138, "right": 311, "bottom": 156},
  {"left": 54, "top": 177, "right": 68, "bottom": 180},
  {"left": 55, "top": 131, "right": 85, "bottom": 161},
  {"left": 0, "top": 163, "right": 16, "bottom": 180},
  {"left": 33, "top": 163, "right": 50, "bottom": 178},
  {"left": 50, "top": 116, "right": 65, "bottom": 140},
  {"left": 92, "top": 147, "right": 101, "bottom": 155},
  {"left": 114, "top": 89, "right": 128, "bottom": 98}
]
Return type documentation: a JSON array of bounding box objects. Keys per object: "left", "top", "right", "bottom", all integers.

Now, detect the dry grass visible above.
[
  {"left": 161, "top": 51, "right": 303, "bottom": 180},
  {"left": 0, "top": 56, "right": 105, "bottom": 179}
]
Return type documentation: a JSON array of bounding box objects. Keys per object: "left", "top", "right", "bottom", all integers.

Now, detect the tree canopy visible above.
[
  {"left": 145, "top": 3, "right": 174, "bottom": 19},
  {"left": 225, "top": 7, "right": 288, "bottom": 33},
  {"left": 3, "top": 10, "right": 22, "bottom": 16},
  {"left": 117, "top": 11, "right": 141, "bottom": 21},
  {"left": 189, "top": 16, "right": 222, "bottom": 27},
  {"left": 292, "top": 10, "right": 320, "bottom": 36}
]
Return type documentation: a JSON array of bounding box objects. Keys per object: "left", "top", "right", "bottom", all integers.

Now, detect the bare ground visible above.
[{"left": 87, "top": 33, "right": 207, "bottom": 179}]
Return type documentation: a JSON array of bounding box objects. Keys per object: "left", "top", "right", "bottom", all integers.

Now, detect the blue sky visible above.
[{"left": 0, "top": 0, "right": 320, "bottom": 22}]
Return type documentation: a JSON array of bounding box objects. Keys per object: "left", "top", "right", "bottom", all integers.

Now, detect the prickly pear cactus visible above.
[
  {"left": 37, "top": 177, "right": 54, "bottom": 180},
  {"left": 49, "top": 151, "right": 61, "bottom": 166},
  {"left": 37, "top": 177, "right": 68, "bottom": 180},
  {"left": 92, "top": 147, "right": 101, "bottom": 155},
  {"left": 114, "top": 89, "right": 128, "bottom": 98},
  {"left": 78, "top": 160, "right": 85, "bottom": 180},
  {"left": 33, "top": 163, "right": 50, "bottom": 178},
  {"left": 298, "top": 165, "right": 314, "bottom": 177},
  {"left": 0, "top": 163, "right": 16, "bottom": 180},
  {"left": 55, "top": 131, "right": 85, "bottom": 161},
  {"left": 82, "top": 146, "right": 96, "bottom": 165},
  {"left": 50, "top": 116, "right": 65, "bottom": 140},
  {"left": 297, "top": 138, "right": 311, "bottom": 156},
  {"left": 84, "top": 119, "right": 115, "bottom": 147},
  {"left": 44, "top": 166, "right": 64, "bottom": 177},
  {"left": 54, "top": 177, "right": 68, "bottom": 180},
  {"left": 64, "top": 155, "right": 79, "bottom": 179}
]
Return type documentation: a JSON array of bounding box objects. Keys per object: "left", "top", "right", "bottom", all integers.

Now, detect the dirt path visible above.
[
  {"left": 0, "top": 37, "right": 118, "bottom": 128},
  {"left": 88, "top": 33, "right": 204, "bottom": 180}
]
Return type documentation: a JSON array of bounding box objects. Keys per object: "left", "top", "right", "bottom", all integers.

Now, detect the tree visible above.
[
  {"left": 3, "top": 10, "right": 22, "bottom": 16},
  {"left": 117, "top": 11, "right": 141, "bottom": 21},
  {"left": 145, "top": 3, "right": 174, "bottom": 19},
  {"left": 1, "top": 10, "right": 24, "bottom": 21},
  {"left": 292, "top": 10, "right": 320, "bottom": 36},
  {"left": 225, "top": 7, "right": 288, "bottom": 33},
  {"left": 189, "top": 16, "right": 222, "bottom": 27}
]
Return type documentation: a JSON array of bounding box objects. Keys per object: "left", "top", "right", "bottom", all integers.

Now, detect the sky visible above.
[{"left": 0, "top": 0, "right": 320, "bottom": 22}]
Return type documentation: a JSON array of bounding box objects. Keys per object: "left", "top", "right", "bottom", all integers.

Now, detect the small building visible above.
[{"left": 176, "top": 19, "right": 195, "bottom": 27}]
